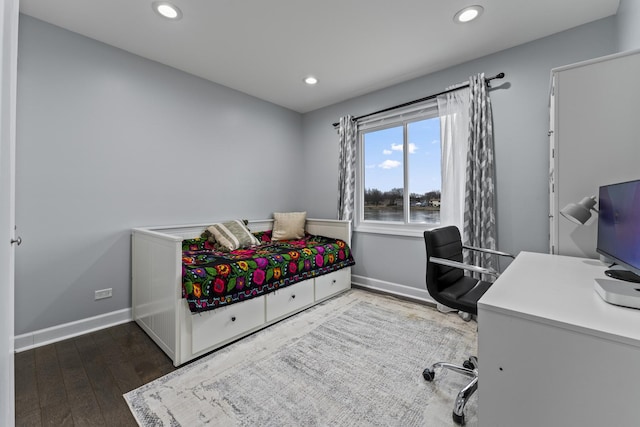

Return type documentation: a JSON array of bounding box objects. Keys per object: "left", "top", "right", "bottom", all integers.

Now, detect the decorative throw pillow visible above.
[
  {"left": 206, "top": 220, "right": 261, "bottom": 252},
  {"left": 272, "top": 212, "right": 307, "bottom": 241}
]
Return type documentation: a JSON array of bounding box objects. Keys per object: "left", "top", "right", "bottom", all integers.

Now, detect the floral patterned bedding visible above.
[{"left": 181, "top": 230, "right": 355, "bottom": 313}]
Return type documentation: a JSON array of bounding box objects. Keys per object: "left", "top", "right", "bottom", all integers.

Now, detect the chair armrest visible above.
[
  {"left": 430, "top": 257, "right": 500, "bottom": 277},
  {"left": 463, "top": 245, "right": 515, "bottom": 259}
]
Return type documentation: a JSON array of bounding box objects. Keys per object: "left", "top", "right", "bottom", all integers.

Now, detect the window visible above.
[{"left": 357, "top": 103, "right": 441, "bottom": 236}]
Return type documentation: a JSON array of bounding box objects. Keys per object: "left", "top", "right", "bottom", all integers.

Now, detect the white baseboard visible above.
[
  {"left": 14, "top": 308, "right": 132, "bottom": 353},
  {"left": 351, "top": 275, "right": 435, "bottom": 305}
]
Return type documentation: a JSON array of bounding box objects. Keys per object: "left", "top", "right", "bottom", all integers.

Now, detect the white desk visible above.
[{"left": 477, "top": 252, "right": 640, "bottom": 427}]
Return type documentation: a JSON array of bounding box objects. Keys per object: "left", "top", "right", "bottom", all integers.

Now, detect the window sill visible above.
[{"left": 354, "top": 222, "right": 440, "bottom": 238}]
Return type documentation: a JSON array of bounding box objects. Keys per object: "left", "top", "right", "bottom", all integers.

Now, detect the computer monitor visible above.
[{"left": 596, "top": 179, "right": 640, "bottom": 283}]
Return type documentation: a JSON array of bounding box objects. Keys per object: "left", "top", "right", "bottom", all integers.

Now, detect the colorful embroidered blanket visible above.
[{"left": 181, "top": 231, "right": 355, "bottom": 313}]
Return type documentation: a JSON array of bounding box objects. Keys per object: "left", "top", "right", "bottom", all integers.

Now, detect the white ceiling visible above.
[{"left": 20, "top": 0, "right": 620, "bottom": 113}]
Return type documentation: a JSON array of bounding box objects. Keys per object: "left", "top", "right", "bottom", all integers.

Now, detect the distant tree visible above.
[
  {"left": 387, "top": 188, "right": 403, "bottom": 198},
  {"left": 424, "top": 190, "right": 441, "bottom": 201},
  {"left": 385, "top": 188, "right": 403, "bottom": 207},
  {"left": 364, "top": 188, "right": 384, "bottom": 206}
]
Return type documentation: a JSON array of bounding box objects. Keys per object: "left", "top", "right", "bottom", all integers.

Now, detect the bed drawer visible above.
[
  {"left": 191, "top": 296, "right": 265, "bottom": 354},
  {"left": 315, "top": 268, "right": 351, "bottom": 301},
  {"left": 266, "top": 280, "right": 314, "bottom": 322}
]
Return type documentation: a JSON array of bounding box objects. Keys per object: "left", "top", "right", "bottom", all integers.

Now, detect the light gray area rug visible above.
[{"left": 124, "top": 289, "right": 478, "bottom": 426}]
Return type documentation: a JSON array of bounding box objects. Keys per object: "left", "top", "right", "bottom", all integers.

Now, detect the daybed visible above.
[{"left": 132, "top": 218, "right": 354, "bottom": 366}]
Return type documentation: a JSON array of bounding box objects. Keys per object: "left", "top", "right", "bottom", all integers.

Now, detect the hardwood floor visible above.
[{"left": 15, "top": 322, "right": 176, "bottom": 426}]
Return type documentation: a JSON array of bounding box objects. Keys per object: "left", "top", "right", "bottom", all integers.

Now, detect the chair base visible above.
[{"left": 423, "top": 356, "right": 478, "bottom": 426}]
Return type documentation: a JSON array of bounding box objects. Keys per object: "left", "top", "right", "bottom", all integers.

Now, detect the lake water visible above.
[{"left": 364, "top": 209, "right": 440, "bottom": 223}]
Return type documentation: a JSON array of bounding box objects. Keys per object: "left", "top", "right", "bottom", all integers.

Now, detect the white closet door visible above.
[
  {"left": 550, "top": 49, "right": 640, "bottom": 257},
  {"left": 0, "top": 0, "right": 18, "bottom": 425}
]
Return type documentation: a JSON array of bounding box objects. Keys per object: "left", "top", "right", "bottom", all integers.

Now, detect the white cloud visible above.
[
  {"left": 383, "top": 149, "right": 392, "bottom": 155},
  {"left": 391, "top": 143, "right": 418, "bottom": 153},
  {"left": 379, "top": 160, "right": 401, "bottom": 169}
]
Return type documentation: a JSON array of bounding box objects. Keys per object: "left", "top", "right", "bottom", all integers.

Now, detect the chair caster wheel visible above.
[
  {"left": 458, "top": 311, "right": 472, "bottom": 322},
  {"left": 463, "top": 356, "right": 478, "bottom": 370},
  {"left": 453, "top": 412, "right": 465, "bottom": 425},
  {"left": 422, "top": 368, "right": 435, "bottom": 381}
]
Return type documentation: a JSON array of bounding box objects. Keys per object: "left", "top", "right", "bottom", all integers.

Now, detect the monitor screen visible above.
[{"left": 597, "top": 179, "right": 640, "bottom": 278}]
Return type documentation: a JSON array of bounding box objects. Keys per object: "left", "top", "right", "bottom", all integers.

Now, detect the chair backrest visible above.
[{"left": 424, "top": 226, "right": 465, "bottom": 296}]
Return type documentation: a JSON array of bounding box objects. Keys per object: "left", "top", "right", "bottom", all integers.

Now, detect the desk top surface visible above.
[{"left": 479, "top": 251, "right": 640, "bottom": 347}]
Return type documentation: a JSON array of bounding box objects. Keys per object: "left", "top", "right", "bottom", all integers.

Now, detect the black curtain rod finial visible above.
[{"left": 486, "top": 72, "right": 505, "bottom": 88}]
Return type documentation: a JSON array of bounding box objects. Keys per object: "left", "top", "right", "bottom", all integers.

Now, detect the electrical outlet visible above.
[{"left": 95, "top": 288, "right": 113, "bottom": 300}]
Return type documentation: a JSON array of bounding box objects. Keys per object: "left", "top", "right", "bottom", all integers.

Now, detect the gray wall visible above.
[
  {"left": 301, "top": 17, "right": 618, "bottom": 295},
  {"left": 15, "top": 16, "right": 304, "bottom": 335},
  {"left": 617, "top": 0, "right": 640, "bottom": 50}
]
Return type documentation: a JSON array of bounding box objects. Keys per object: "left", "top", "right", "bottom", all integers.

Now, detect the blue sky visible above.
[{"left": 363, "top": 118, "right": 441, "bottom": 195}]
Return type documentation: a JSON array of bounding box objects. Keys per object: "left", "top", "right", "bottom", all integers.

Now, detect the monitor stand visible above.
[{"left": 605, "top": 269, "right": 640, "bottom": 283}]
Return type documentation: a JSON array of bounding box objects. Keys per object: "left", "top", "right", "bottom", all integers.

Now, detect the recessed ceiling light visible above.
[
  {"left": 304, "top": 76, "right": 318, "bottom": 85},
  {"left": 152, "top": 1, "right": 183, "bottom": 20},
  {"left": 454, "top": 5, "right": 484, "bottom": 23}
]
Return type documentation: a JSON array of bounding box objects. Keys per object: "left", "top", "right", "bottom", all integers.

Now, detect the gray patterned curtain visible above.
[
  {"left": 337, "top": 115, "right": 357, "bottom": 221},
  {"left": 463, "top": 73, "right": 498, "bottom": 274}
]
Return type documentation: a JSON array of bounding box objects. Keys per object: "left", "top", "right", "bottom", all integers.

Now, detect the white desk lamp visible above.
[{"left": 560, "top": 196, "right": 598, "bottom": 224}]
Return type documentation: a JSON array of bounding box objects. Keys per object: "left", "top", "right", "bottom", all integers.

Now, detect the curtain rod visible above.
[{"left": 331, "top": 72, "right": 505, "bottom": 128}]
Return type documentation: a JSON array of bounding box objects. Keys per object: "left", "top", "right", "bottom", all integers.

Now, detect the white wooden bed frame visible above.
[{"left": 132, "top": 218, "right": 352, "bottom": 366}]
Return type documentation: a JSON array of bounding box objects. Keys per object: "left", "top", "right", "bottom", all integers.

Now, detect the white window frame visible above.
[{"left": 354, "top": 100, "right": 441, "bottom": 237}]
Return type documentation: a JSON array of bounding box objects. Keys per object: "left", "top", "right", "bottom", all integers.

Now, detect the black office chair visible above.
[{"left": 422, "top": 225, "right": 514, "bottom": 425}]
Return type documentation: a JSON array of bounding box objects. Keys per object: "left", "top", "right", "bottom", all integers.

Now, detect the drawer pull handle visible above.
[
  {"left": 332, "top": 280, "right": 337, "bottom": 284},
  {"left": 291, "top": 294, "right": 296, "bottom": 299},
  {"left": 231, "top": 316, "right": 236, "bottom": 322}
]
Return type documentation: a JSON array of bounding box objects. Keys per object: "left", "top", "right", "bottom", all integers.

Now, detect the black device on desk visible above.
[{"left": 604, "top": 269, "right": 640, "bottom": 283}]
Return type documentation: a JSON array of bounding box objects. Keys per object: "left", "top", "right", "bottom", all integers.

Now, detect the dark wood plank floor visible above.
[{"left": 15, "top": 322, "right": 176, "bottom": 426}]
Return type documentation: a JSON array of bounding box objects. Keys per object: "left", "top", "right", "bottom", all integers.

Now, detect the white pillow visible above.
[{"left": 272, "top": 212, "right": 307, "bottom": 241}]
